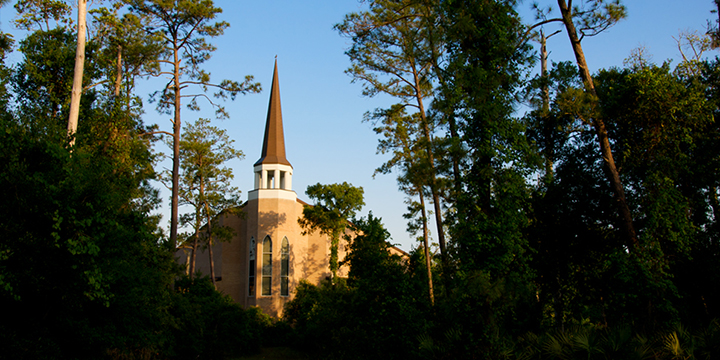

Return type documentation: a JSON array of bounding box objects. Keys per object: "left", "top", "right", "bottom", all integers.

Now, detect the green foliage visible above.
[
  {"left": 0, "top": 9, "right": 262, "bottom": 359},
  {"left": 174, "top": 117, "right": 243, "bottom": 279},
  {"left": 286, "top": 214, "right": 430, "bottom": 360},
  {"left": 0, "top": 105, "right": 176, "bottom": 358},
  {"left": 336, "top": 0, "right": 451, "bottom": 292},
  {"left": 12, "top": 28, "right": 83, "bottom": 138},
  {"left": 170, "top": 276, "right": 266, "bottom": 360},
  {"left": 0, "top": 114, "right": 262, "bottom": 359},
  {"left": 335, "top": 0, "right": 435, "bottom": 102},
  {"left": 0, "top": 31, "right": 13, "bottom": 108},
  {"left": 176, "top": 118, "right": 243, "bottom": 216},
  {"left": 430, "top": 2, "right": 540, "bottom": 350},
  {"left": 523, "top": 50, "right": 720, "bottom": 333},
  {"left": 299, "top": 182, "right": 365, "bottom": 279},
  {"left": 129, "top": 0, "right": 261, "bottom": 119},
  {"left": 13, "top": 0, "right": 72, "bottom": 31},
  {"left": 128, "top": 0, "right": 260, "bottom": 248},
  {"left": 592, "top": 62, "right": 715, "bottom": 327},
  {"left": 90, "top": 3, "right": 164, "bottom": 98}
]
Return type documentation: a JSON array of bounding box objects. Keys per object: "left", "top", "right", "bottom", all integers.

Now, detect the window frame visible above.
[
  {"left": 261, "top": 236, "right": 272, "bottom": 296},
  {"left": 248, "top": 237, "right": 256, "bottom": 297},
  {"left": 280, "top": 237, "right": 289, "bottom": 296}
]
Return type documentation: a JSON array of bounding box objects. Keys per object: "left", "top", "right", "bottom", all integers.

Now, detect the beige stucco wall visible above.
[{"left": 186, "top": 193, "right": 351, "bottom": 318}]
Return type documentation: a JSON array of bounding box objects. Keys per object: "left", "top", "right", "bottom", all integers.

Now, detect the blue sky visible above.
[{"left": 1, "top": 0, "right": 717, "bottom": 251}]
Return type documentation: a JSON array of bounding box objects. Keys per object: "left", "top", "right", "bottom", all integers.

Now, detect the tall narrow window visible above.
[
  {"left": 248, "top": 237, "right": 255, "bottom": 296},
  {"left": 262, "top": 236, "right": 272, "bottom": 296},
  {"left": 281, "top": 237, "right": 289, "bottom": 296}
]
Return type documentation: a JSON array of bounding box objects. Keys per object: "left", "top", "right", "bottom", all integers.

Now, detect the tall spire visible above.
[{"left": 255, "top": 59, "right": 292, "bottom": 167}]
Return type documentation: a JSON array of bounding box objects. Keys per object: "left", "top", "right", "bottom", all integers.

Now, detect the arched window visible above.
[
  {"left": 262, "top": 236, "right": 272, "bottom": 296},
  {"left": 248, "top": 237, "right": 255, "bottom": 296},
  {"left": 281, "top": 237, "right": 289, "bottom": 296}
]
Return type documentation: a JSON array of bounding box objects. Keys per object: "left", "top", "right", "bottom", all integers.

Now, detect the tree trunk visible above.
[
  {"left": 425, "top": 8, "right": 463, "bottom": 201},
  {"left": 114, "top": 45, "right": 122, "bottom": 97},
  {"left": 67, "top": 0, "right": 87, "bottom": 147},
  {"left": 208, "top": 235, "right": 216, "bottom": 288},
  {"left": 184, "top": 251, "right": 190, "bottom": 275},
  {"left": 557, "top": 0, "right": 639, "bottom": 249},
  {"left": 540, "top": 31, "right": 550, "bottom": 115},
  {"left": 170, "top": 38, "right": 181, "bottom": 250},
  {"left": 189, "top": 205, "right": 200, "bottom": 279},
  {"left": 539, "top": 30, "right": 555, "bottom": 183},
  {"left": 412, "top": 62, "right": 449, "bottom": 290},
  {"left": 418, "top": 187, "right": 435, "bottom": 306},
  {"left": 330, "top": 229, "right": 340, "bottom": 283},
  {"left": 202, "top": 179, "right": 217, "bottom": 289}
]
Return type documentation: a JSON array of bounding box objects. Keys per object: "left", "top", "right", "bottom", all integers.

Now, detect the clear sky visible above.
[{"left": 1, "top": 0, "right": 717, "bottom": 251}]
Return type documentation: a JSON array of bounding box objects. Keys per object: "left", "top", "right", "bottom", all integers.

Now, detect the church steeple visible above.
[
  {"left": 250, "top": 60, "right": 295, "bottom": 199},
  {"left": 255, "top": 59, "right": 292, "bottom": 167}
]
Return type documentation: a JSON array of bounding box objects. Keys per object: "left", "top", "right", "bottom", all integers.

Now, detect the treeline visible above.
[
  {"left": 2, "top": 0, "right": 720, "bottom": 359},
  {"left": 278, "top": 0, "right": 720, "bottom": 359},
  {"left": 0, "top": 0, "right": 266, "bottom": 359}
]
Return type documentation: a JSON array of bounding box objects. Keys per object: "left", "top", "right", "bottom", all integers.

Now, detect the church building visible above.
[{"left": 184, "top": 61, "right": 355, "bottom": 317}]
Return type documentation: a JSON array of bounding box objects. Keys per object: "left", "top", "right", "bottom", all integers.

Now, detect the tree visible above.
[
  {"left": 0, "top": 93, "right": 178, "bottom": 359},
  {"left": 90, "top": 2, "right": 164, "bottom": 100},
  {"left": 557, "top": 0, "right": 639, "bottom": 248},
  {"left": 174, "top": 118, "right": 242, "bottom": 286},
  {"left": 285, "top": 213, "right": 430, "bottom": 360},
  {"left": 594, "top": 61, "right": 714, "bottom": 326},
  {"left": 524, "top": 60, "right": 590, "bottom": 329},
  {"left": 343, "top": 213, "right": 431, "bottom": 359},
  {"left": 336, "top": 0, "right": 452, "bottom": 289},
  {"left": 298, "top": 182, "right": 365, "bottom": 281},
  {"left": 526, "top": 0, "right": 638, "bottom": 249},
  {"left": 67, "top": 0, "right": 87, "bottom": 147},
  {"left": 371, "top": 105, "right": 436, "bottom": 304},
  {"left": 13, "top": 0, "right": 71, "bottom": 32},
  {"left": 129, "top": 0, "right": 261, "bottom": 250},
  {"left": 427, "top": 1, "right": 541, "bottom": 351},
  {"left": 437, "top": 0, "right": 535, "bottom": 264},
  {"left": 12, "top": 28, "right": 85, "bottom": 139},
  {"left": 526, "top": 28, "right": 562, "bottom": 184}
]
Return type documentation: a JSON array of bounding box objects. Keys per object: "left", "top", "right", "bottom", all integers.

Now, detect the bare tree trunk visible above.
[
  {"left": 424, "top": 7, "right": 463, "bottom": 201},
  {"left": 201, "top": 176, "right": 217, "bottom": 289},
  {"left": 208, "top": 234, "right": 216, "bottom": 288},
  {"left": 114, "top": 45, "right": 122, "bottom": 97},
  {"left": 170, "top": 38, "right": 181, "bottom": 250},
  {"left": 557, "top": 0, "right": 639, "bottom": 249},
  {"left": 539, "top": 29, "right": 560, "bottom": 182},
  {"left": 67, "top": 0, "right": 87, "bottom": 147},
  {"left": 540, "top": 31, "right": 550, "bottom": 115},
  {"left": 540, "top": 31, "right": 553, "bottom": 181},
  {"left": 189, "top": 207, "right": 200, "bottom": 279},
  {"left": 330, "top": 229, "right": 340, "bottom": 284},
  {"left": 418, "top": 187, "right": 435, "bottom": 306},
  {"left": 184, "top": 251, "right": 190, "bottom": 275},
  {"left": 412, "top": 62, "right": 449, "bottom": 290}
]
